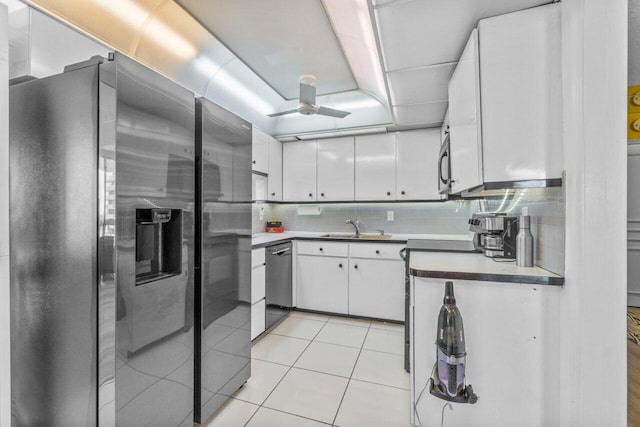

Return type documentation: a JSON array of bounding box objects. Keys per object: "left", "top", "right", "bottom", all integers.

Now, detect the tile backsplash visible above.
[
  {"left": 252, "top": 187, "right": 565, "bottom": 276},
  {"left": 475, "top": 187, "right": 565, "bottom": 275},
  {"left": 253, "top": 201, "right": 474, "bottom": 235}
]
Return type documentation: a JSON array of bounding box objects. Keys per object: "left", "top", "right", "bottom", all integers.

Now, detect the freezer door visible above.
[
  {"left": 10, "top": 65, "right": 99, "bottom": 427},
  {"left": 109, "top": 53, "right": 196, "bottom": 427},
  {"left": 196, "top": 98, "right": 252, "bottom": 424}
]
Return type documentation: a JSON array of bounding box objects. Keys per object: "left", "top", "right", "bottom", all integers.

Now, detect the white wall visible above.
[
  {"left": 0, "top": 4, "right": 10, "bottom": 427},
  {"left": 560, "top": 0, "right": 627, "bottom": 425}
]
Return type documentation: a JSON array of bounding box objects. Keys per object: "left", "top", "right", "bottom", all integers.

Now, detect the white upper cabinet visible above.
[
  {"left": 396, "top": 129, "right": 442, "bottom": 200},
  {"left": 355, "top": 133, "right": 397, "bottom": 201},
  {"left": 441, "top": 109, "right": 449, "bottom": 144},
  {"left": 283, "top": 141, "right": 317, "bottom": 201},
  {"left": 317, "top": 137, "right": 355, "bottom": 201},
  {"left": 267, "top": 136, "right": 282, "bottom": 201},
  {"left": 448, "top": 29, "right": 483, "bottom": 194},
  {"left": 251, "top": 127, "right": 269, "bottom": 174},
  {"left": 478, "top": 4, "right": 562, "bottom": 183}
]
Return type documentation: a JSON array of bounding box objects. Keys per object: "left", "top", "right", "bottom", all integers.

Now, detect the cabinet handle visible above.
[
  {"left": 271, "top": 192, "right": 276, "bottom": 196},
  {"left": 339, "top": 263, "right": 343, "bottom": 268},
  {"left": 252, "top": 160, "right": 256, "bottom": 164},
  {"left": 321, "top": 193, "right": 325, "bottom": 197},
  {"left": 376, "top": 250, "right": 380, "bottom": 254},
  {"left": 401, "top": 190, "right": 406, "bottom": 195},
  {"left": 309, "top": 193, "right": 313, "bottom": 197},
  {"left": 354, "top": 265, "right": 358, "bottom": 269},
  {"left": 387, "top": 191, "right": 391, "bottom": 196},
  {"left": 263, "top": 262, "right": 266, "bottom": 266},
  {"left": 319, "top": 247, "right": 323, "bottom": 252}
]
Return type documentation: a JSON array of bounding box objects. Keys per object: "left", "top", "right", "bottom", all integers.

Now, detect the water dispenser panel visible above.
[{"left": 135, "top": 208, "right": 182, "bottom": 285}]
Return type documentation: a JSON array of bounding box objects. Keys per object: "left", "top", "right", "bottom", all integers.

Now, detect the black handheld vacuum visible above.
[{"left": 429, "top": 281, "right": 478, "bottom": 404}]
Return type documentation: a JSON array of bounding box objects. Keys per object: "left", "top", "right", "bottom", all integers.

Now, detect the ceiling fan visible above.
[{"left": 268, "top": 75, "right": 351, "bottom": 118}]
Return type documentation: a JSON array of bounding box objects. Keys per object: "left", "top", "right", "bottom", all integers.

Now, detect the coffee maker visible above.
[{"left": 468, "top": 212, "right": 519, "bottom": 259}]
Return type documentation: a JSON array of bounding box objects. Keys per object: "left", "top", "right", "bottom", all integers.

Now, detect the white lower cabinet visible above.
[
  {"left": 295, "top": 241, "right": 405, "bottom": 321},
  {"left": 296, "top": 255, "right": 349, "bottom": 314},
  {"left": 348, "top": 258, "right": 405, "bottom": 321},
  {"left": 251, "top": 248, "right": 266, "bottom": 340},
  {"left": 251, "top": 299, "right": 266, "bottom": 340}
]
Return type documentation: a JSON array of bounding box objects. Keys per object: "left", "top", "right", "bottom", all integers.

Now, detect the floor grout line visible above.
[
  {"left": 331, "top": 322, "right": 372, "bottom": 426},
  {"left": 243, "top": 313, "right": 329, "bottom": 426},
  {"left": 221, "top": 313, "right": 406, "bottom": 427}
]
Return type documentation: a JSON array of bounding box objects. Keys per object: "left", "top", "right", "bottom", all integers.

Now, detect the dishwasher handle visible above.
[{"left": 270, "top": 247, "right": 291, "bottom": 256}]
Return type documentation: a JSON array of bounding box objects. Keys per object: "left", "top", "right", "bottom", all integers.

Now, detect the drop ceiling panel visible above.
[
  {"left": 387, "top": 62, "right": 455, "bottom": 106},
  {"left": 374, "top": 0, "right": 551, "bottom": 71},
  {"left": 392, "top": 101, "right": 448, "bottom": 126},
  {"left": 176, "top": 0, "right": 357, "bottom": 100}
]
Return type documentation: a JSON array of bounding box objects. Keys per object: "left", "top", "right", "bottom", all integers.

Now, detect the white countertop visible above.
[
  {"left": 251, "top": 231, "right": 471, "bottom": 247},
  {"left": 409, "top": 251, "right": 563, "bottom": 285}
]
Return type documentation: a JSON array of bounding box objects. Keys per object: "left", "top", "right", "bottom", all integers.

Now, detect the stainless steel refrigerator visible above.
[
  {"left": 195, "top": 98, "right": 252, "bottom": 424},
  {"left": 10, "top": 53, "right": 196, "bottom": 426}
]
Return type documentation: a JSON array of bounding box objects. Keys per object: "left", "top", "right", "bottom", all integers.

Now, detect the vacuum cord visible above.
[
  {"left": 415, "top": 365, "right": 454, "bottom": 427},
  {"left": 441, "top": 402, "right": 453, "bottom": 427},
  {"left": 413, "top": 365, "right": 435, "bottom": 427}
]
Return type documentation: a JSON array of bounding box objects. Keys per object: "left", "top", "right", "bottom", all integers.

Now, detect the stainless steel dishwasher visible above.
[{"left": 265, "top": 242, "right": 293, "bottom": 329}]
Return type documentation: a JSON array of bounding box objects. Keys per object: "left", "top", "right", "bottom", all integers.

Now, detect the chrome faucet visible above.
[{"left": 346, "top": 219, "right": 361, "bottom": 237}]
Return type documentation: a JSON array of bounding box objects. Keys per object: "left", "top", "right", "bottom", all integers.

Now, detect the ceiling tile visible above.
[
  {"left": 374, "top": 0, "right": 551, "bottom": 71},
  {"left": 176, "top": 0, "right": 357, "bottom": 99},
  {"left": 392, "top": 101, "right": 448, "bottom": 126},
  {"left": 387, "top": 63, "right": 455, "bottom": 106}
]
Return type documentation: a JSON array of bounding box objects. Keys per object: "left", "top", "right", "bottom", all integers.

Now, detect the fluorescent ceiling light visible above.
[
  {"left": 332, "top": 96, "right": 382, "bottom": 111},
  {"left": 207, "top": 60, "right": 275, "bottom": 116},
  {"left": 294, "top": 125, "right": 387, "bottom": 140},
  {"left": 321, "top": 0, "right": 389, "bottom": 108},
  {"left": 92, "top": 0, "right": 196, "bottom": 59}
]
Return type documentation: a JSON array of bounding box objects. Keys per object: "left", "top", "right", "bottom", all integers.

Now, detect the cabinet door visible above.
[
  {"left": 317, "top": 137, "right": 355, "bottom": 201},
  {"left": 283, "top": 141, "right": 317, "bottom": 201},
  {"left": 448, "top": 29, "right": 483, "bottom": 194},
  {"left": 267, "top": 136, "right": 283, "bottom": 201},
  {"left": 355, "top": 133, "right": 396, "bottom": 200},
  {"left": 252, "top": 173, "right": 267, "bottom": 201},
  {"left": 296, "top": 255, "right": 348, "bottom": 314},
  {"left": 251, "top": 264, "right": 266, "bottom": 304},
  {"left": 441, "top": 109, "right": 449, "bottom": 144},
  {"left": 396, "top": 129, "right": 442, "bottom": 200},
  {"left": 251, "top": 299, "right": 266, "bottom": 340},
  {"left": 348, "top": 259, "right": 405, "bottom": 321},
  {"left": 479, "top": 4, "right": 562, "bottom": 182},
  {"left": 252, "top": 127, "right": 269, "bottom": 174}
]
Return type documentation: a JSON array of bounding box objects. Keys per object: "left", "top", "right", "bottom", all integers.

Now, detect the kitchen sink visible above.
[{"left": 320, "top": 233, "right": 392, "bottom": 240}]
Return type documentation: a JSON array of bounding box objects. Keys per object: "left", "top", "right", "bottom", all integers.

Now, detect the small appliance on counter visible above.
[
  {"left": 468, "top": 212, "right": 519, "bottom": 259},
  {"left": 266, "top": 219, "right": 284, "bottom": 233},
  {"left": 429, "top": 281, "right": 478, "bottom": 404}
]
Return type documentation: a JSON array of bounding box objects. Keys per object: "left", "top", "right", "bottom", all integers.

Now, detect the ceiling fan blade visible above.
[
  {"left": 267, "top": 109, "right": 299, "bottom": 117},
  {"left": 317, "top": 106, "right": 351, "bottom": 118},
  {"left": 299, "top": 82, "right": 316, "bottom": 105}
]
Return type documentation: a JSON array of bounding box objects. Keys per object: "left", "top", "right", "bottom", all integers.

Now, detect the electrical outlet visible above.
[
  {"left": 259, "top": 207, "right": 265, "bottom": 221},
  {"left": 387, "top": 211, "right": 394, "bottom": 221}
]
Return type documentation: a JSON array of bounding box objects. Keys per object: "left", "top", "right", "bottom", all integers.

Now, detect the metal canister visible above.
[{"left": 516, "top": 215, "right": 534, "bottom": 267}]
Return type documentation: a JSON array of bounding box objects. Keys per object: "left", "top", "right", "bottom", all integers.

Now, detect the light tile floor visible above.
[{"left": 205, "top": 311, "right": 412, "bottom": 427}]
